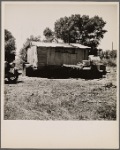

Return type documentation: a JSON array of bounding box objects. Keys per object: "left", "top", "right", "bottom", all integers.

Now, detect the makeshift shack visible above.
[{"left": 26, "top": 42, "right": 90, "bottom": 69}]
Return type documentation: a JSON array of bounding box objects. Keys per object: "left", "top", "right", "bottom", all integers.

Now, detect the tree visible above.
[
  {"left": 23, "top": 35, "right": 41, "bottom": 50},
  {"left": 5, "top": 29, "right": 16, "bottom": 62},
  {"left": 26, "top": 35, "right": 41, "bottom": 42},
  {"left": 43, "top": 27, "right": 54, "bottom": 42},
  {"left": 54, "top": 14, "right": 107, "bottom": 53},
  {"left": 103, "top": 49, "right": 117, "bottom": 59},
  {"left": 110, "top": 50, "right": 117, "bottom": 58},
  {"left": 43, "top": 27, "right": 54, "bottom": 38},
  {"left": 19, "top": 48, "right": 27, "bottom": 62},
  {"left": 19, "top": 35, "right": 41, "bottom": 64},
  {"left": 81, "top": 16, "right": 107, "bottom": 49}
]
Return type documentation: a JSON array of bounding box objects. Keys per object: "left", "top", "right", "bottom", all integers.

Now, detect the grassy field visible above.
[{"left": 4, "top": 66, "right": 117, "bottom": 120}]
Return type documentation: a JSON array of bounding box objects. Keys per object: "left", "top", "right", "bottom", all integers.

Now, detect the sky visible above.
[{"left": 3, "top": 2, "right": 119, "bottom": 54}]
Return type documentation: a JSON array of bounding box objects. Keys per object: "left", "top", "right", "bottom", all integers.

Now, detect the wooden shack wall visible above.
[
  {"left": 37, "top": 47, "right": 47, "bottom": 66},
  {"left": 47, "top": 47, "right": 75, "bottom": 65},
  {"left": 47, "top": 47, "right": 89, "bottom": 65},
  {"left": 36, "top": 46, "right": 89, "bottom": 67},
  {"left": 76, "top": 48, "right": 89, "bottom": 62}
]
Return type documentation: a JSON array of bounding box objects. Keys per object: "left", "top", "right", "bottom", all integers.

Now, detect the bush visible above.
[
  {"left": 98, "top": 49, "right": 117, "bottom": 59},
  {"left": 100, "top": 58, "right": 116, "bottom": 67}
]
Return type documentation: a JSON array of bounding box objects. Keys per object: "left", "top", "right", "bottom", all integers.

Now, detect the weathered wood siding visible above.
[
  {"left": 47, "top": 47, "right": 89, "bottom": 66},
  {"left": 35, "top": 46, "right": 89, "bottom": 67},
  {"left": 37, "top": 47, "right": 47, "bottom": 66},
  {"left": 47, "top": 47, "right": 77, "bottom": 65},
  {"left": 76, "top": 48, "right": 89, "bottom": 62},
  {"left": 27, "top": 46, "right": 38, "bottom": 67}
]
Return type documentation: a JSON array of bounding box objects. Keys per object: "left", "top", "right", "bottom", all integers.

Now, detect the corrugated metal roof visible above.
[{"left": 31, "top": 42, "right": 90, "bottom": 49}]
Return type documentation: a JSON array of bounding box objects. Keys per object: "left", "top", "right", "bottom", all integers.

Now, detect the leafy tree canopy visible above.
[
  {"left": 26, "top": 35, "right": 41, "bottom": 42},
  {"left": 22, "top": 35, "right": 41, "bottom": 50},
  {"left": 5, "top": 29, "right": 16, "bottom": 62},
  {"left": 43, "top": 27, "right": 54, "bottom": 38},
  {"left": 54, "top": 14, "right": 107, "bottom": 49},
  {"left": 43, "top": 27, "right": 54, "bottom": 42}
]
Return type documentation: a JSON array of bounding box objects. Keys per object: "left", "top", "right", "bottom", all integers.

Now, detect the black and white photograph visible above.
[{"left": 1, "top": 1, "right": 119, "bottom": 149}]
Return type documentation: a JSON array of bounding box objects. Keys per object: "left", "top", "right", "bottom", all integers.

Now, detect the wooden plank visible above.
[{"left": 37, "top": 47, "right": 47, "bottom": 66}]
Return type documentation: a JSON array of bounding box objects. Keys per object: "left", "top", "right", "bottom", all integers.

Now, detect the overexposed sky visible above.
[{"left": 3, "top": 2, "right": 119, "bottom": 53}]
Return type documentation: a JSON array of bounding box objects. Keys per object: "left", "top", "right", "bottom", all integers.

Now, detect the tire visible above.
[{"left": 8, "top": 69, "right": 18, "bottom": 83}]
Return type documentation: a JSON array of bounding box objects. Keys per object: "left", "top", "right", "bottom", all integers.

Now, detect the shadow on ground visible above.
[
  {"left": 5, "top": 80, "right": 24, "bottom": 84},
  {"left": 27, "top": 67, "right": 106, "bottom": 79}
]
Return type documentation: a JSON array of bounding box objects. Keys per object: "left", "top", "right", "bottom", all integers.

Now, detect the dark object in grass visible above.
[
  {"left": 97, "top": 104, "right": 116, "bottom": 120},
  {"left": 5, "top": 61, "right": 19, "bottom": 83}
]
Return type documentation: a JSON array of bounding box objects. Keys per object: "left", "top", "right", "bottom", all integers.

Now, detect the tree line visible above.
[
  {"left": 5, "top": 14, "right": 108, "bottom": 62},
  {"left": 98, "top": 49, "right": 117, "bottom": 59}
]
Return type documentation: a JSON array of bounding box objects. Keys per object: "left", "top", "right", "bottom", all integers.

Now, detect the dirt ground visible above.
[{"left": 4, "top": 66, "right": 117, "bottom": 120}]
